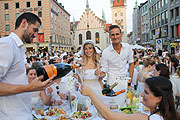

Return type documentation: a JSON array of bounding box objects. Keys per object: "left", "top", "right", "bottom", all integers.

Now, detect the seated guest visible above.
[
  {"left": 153, "top": 63, "right": 177, "bottom": 98},
  {"left": 137, "top": 58, "right": 155, "bottom": 94},
  {"left": 170, "top": 66, "right": 180, "bottom": 95},
  {"left": 80, "top": 76, "right": 180, "bottom": 120},
  {"left": 132, "top": 56, "right": 139, "bottom": 86},
  {"left": 26, "top": 67, "right": 45, "bottom": 110}
]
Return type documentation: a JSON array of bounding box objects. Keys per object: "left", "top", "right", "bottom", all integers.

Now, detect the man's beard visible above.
[{"left": 22, "top": 29, "right": 32, "bottom": 44}]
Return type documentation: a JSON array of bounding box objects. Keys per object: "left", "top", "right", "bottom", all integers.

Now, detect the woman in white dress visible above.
[
  {"left": 137, "top": 58, "right": 155, "bottom": 94},
  {"left": 77, "top": 40, "right": 103, "bottom": 93},
  {"left": 80, "top": 76, "right": 180, "bottom": 120}
]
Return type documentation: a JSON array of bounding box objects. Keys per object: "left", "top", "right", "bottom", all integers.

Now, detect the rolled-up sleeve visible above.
[
  {"left": 100, "top": 51, "right": 108, "bottom": 73},
  {"left": 0, "top": 42, "right": 13, "bottom": 81},
  {"left": 128, "top": 47, "right": 134, "bottom": 64}
]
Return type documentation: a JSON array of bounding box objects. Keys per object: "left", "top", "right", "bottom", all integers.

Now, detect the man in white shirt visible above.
[
  {"left": 0, "top": 12, "right": 55, "bottom": 120},
  {"left": 99, "top": 25, "right": 134, "bottom": 89}
]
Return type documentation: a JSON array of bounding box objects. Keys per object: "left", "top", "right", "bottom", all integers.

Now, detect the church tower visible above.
[{"left": 111, "top": 0, "right": 127, "bottom": 43}]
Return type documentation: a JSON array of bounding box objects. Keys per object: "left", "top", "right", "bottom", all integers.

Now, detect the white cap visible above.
[{"left": 78, "top": 40, "right": 101, "bottom": 56}]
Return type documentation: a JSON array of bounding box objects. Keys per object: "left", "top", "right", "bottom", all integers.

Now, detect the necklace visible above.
[{"left": 87, "top": 62, "right": 94, "bottom": 65}]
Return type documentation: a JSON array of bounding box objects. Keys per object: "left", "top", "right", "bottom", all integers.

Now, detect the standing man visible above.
[
  {"left": 99, "top": 25, "right": 134, "bottom": 89},
  {"left": 0, "top": 12, "right": 55, "bottom": 120},
  {"left": 170, "top": 40, "right": 176, "bottom": 55}
]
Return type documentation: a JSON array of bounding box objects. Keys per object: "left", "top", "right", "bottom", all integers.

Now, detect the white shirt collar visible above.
[
  {"left": 9, "top": 32, "right": 24, "bottom": 47},
  {"left": 110, "top": 43, "right": 125, "bottom": 51}
]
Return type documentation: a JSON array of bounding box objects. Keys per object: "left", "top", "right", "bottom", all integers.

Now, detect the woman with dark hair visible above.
[
  {"left": 80, "top": 76, "right": 180, "bottom": 120},
  {"left": 153, "top": 63, "right": 177, "bottom": 98},
  {"left": 170, "top": 56, "right": 179, "bottom": 75},
  {"left": 153, "top": 63, "right": 169, "bottom": 79}
]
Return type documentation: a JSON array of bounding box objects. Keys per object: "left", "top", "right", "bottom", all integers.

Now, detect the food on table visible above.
[
  {"left": 46, "top": 107, "right": 66, "bottom": 116},
  {"left": 71, "top": 111, "right": 92, "bottom": 119},
  {"left": 121, "top": 108, "right": 133, "bottom": 114},
  {"left": 120, "top": 107, "right": 141, "bottom": 114},
  {"left": 33, "top": 117, "right": 47, "bottom": 120},
  {"left": 56, "top": 115, "right": 71, "bottom": 120},
  {"left": 39, "top": 108, "right": 44, "bottom": 116}
]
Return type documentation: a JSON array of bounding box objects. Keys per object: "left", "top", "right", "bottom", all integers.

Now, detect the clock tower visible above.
[{"left": 111, "top": 0, "right": 127, "bottom": 43}]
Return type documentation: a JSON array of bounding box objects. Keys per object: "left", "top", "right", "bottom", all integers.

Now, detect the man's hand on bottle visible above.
[{"left": 29, "top": 74, "right": 56, "bottom": 91}]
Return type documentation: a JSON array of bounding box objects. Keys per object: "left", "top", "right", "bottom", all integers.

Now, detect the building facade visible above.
[
  {"left": 132, "top": 1, "right": 141, "bottom": 45},
  {"left": 71, "top": 0, "right": 111, "bottom": 51},
  {"left": 110, "top": 0, "right": 127, "bottom": 43},
  {"left": 0, "top": 0, "right": 71, "bottom": 52},
  {"left": 140, "top": 1, "right": 151, "bottom": 46},
  {"left": 149, "top": 0, "right": 180, "bottom": 50}
]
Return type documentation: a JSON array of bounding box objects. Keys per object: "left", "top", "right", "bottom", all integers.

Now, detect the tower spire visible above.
[
  {"left": 86, "top": 0, "right": 89, "bottom": 10},
  {"left": 73, "top": 16, "right": 75, "bottom": 25},
  {"left": 102, "top": 9, "right": 106, "bottom": 22},
  {"left": 134, "top": 0, "right": 138, "bottom": 9}
]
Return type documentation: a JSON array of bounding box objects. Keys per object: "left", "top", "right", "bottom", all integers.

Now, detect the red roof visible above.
[
  {"left": 113, "top": 0, "right": 124, "bottom": 7},
  {"left": 106, "top": 24, "right": 112, "bottom": 32}
]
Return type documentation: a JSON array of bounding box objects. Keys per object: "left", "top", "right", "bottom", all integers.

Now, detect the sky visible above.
[{"left": 58, "top": 0, "right": 147, "bottom": 33}]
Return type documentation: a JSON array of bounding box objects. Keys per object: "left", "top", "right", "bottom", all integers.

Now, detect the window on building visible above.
[
  {"left": 26, "top": 1, "right": 30, "bottom": 7},
  {"left": 15, "top": 2, "right": 19, "bottom": 9},
  {"left": 158, "top": 1, "right": 160, "bottom": 9},
  {"left": 115, "top": 13, "right": 117, "bottom": 17},
  {"left": 117, "top": 0, "right": 119, "bottom": 3},
  {"left": 5, "top": 24, "right": 10, "bottom": 31},
  {"left": 165, "top": 0, "right": 168, "bottom": 4},
  {"left": 38, "top": 1, "right": 41, "bottom": 6},
  {"left": 51, "top": 12, "right": 53, "bottom": 18},
  {"left": 158, "top": 14, "right": 161, "bottom": 25},
  {"left": 54, "top": 5, "right": 56, "bottom": 11},
  {"left": 121, "top": 13, "right": 123, "bottom": 16},
  {"left": 165, "top": 11, "right": 168, "bottom": 23},
  {"left": 79, "top": 34, "right": 82, "bottom": 45},
  {"left": 95, "top": 32, "right": 100, "bottom": 44},
  {"left": 86, "top": 31, "right": 91, "bottom": 40},
  {"left": 161, "top": 0, "right": 164, "bottom": 7},
  {"left": 16, "top": 13, "right": 20, "bottom": 19},
  {"left": 51, "top": 1, "right": 53, "bottom": 8},
  {"left": 176, "top": 7, "right": 179, "bottom": 18},
  {"left": 171, "top": 26, "right": 174, "bottom": 38},
  {"left": 161, "top": 12, "right": 165, "bottom": 25},
  {"left": 5, "top": 14, "right": 9, "bottom": 21},
  {"left": 121, "top": 26, "right": 124, "bottom": 29},
  {"left": 38, "top": 11, "right": 42, "bottom": 17},
  {"left": 4, "top": 3, "right": 8, "bottom": 10},
  {"left": 170, "top": 9, "right": 174, "bottom": 21}
]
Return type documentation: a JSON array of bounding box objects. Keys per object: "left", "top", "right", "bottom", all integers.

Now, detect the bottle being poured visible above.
[{"left": 37, "top": 63, "right": 81, "bottom": 82}]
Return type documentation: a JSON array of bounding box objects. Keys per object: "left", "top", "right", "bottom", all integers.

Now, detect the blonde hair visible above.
[
  {"left": 144, "top": 58, "right": 155, "bottom": 67},
  {"left": 82, "top": 43, "right": 100, "bottom": 68}
]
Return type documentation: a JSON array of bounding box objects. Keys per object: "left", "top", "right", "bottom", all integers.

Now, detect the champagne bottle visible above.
[
  {"left": 105, "top": 89, "right": 126, "bottom": 97},
  {"left": 102, "top": 82, "right": 118, "bottom": 95},
  {"left": 37, "top": 63, "right": 81, "bottom": 82},
  {"left": 132, "top": 85, "right": 140, "bottom": 109},
  {"left": 126, "top": 82, "right": 133, "bottom": 107}
]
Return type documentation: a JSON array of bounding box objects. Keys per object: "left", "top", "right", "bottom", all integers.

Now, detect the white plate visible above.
[{"left": 70, "top": 111, "right": 94, "bottom": 120}]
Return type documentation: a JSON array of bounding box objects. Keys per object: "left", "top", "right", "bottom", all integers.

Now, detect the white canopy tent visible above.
[{"left": 131, "top": 44, "right": 146, "bottom": 50}]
